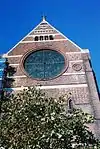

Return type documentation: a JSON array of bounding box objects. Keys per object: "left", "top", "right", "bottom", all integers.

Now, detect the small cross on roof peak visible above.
[{"left": 42, "top": 15, "right": 46, "bottom": 22}]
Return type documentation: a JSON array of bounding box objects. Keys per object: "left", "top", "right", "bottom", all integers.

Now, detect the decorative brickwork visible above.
[
  {"left": 6, "top": 74, "right": 87, "bottom": 88},
  {"left": 43, "top": 87, "right": 90, "bottom": 104},
  {"left": 8, "top": 40, "right": 81, "bottom": 56},
  {"left": 72, "top": 63, "right": 82, "bottom": 71}
]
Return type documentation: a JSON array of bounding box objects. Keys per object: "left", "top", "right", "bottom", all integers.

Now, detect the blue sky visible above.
[{"left": 0, "top": 0, "right": 100, "bottom": 89}]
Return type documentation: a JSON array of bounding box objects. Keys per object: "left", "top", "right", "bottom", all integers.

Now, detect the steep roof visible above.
[{"left": 6, "top": 17, "right": 84, "bottom": 55}]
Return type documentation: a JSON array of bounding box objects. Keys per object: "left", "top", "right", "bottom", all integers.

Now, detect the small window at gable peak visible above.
[
  {"left": 34, "top": 36, "right": 38, "bottom": 41},
  {"left": 40, "top": 36, "right": 43, "bottom": 40},
  {"left": 49, "top": 35, "right": 54, "bottom": 40},
  {"left": 45, "top": 36, "right": 48, "bottom": 40}
]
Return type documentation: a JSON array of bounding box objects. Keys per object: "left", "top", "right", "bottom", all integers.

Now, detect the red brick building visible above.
[{"left": 3, "top": 17, "right": 100, "bottom": 137}]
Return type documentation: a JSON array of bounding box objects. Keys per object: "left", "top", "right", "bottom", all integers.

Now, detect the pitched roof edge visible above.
[
  {"left": 6, "top": 20, "right": 45, "bottom": 55},
  {"left": 46, "top": 21, "right": 84, "bottom": 52},
  {"left": 7, "top": 19, "right": 84, "bottom": 55}
]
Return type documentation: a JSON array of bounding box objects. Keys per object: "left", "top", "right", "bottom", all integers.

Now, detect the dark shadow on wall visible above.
[{"left": 89, "top": 59, "right": 100, "bottom": 99}]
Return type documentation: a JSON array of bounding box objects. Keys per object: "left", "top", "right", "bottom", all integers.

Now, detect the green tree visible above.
[{"left": 0, "top": 87, "right": 99, "bottom": 149}]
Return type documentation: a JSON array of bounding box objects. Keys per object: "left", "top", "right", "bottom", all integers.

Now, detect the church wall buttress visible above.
[{"left": 83, "top": 53, "right": 100, "bottom": 138}]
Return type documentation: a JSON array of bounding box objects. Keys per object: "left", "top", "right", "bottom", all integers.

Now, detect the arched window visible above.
[
  {"left": 34, "top": 36, "right": 38, "bottom": 41},
  {"left": 68, "top": 98, "right": 73, "bottom": 110},
  {"left": 40, "top": 36, "right": 44, "bottom": 40},
  {"left": 67, "top": 98, "right": 73, "bottom": 113},
  {"left": 45, "top": 36, "right": 48, "bottom": 40},
  {"left": 66, "top": 93, "right": 74, "bottom": 113},
  {"left": 49, "top": 35, "right": 54, "bottom": 40}
]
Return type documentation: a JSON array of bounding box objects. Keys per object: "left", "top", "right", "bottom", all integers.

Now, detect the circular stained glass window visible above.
[{"left": 24, "top": 49, "right": 65, "bottom": 80}]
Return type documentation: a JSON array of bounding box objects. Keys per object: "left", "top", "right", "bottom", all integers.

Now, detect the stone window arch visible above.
[
  {"left": 40, "top": 36, "right": 44, "bottom": 40},
  {"left": 67, "top": 93, "right": 74, "bottom": 113},
  {"left": 45, "top": 36, "right": 48, "bottom": 40},
  {"left": 49, "top": 35, "right": 54, "bottom": 40},
  {"left": 34, "top": 36, "right": 38, "bottom": 41}
]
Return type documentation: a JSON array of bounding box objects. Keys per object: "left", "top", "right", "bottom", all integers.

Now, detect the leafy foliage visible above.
[{"left": 0, "top": 87, "right": 99, "bottom": 149}]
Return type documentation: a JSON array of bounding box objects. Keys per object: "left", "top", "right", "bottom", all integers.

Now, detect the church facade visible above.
[{"left": 1, "top": 18, "right": 100, "bottom": 137}]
